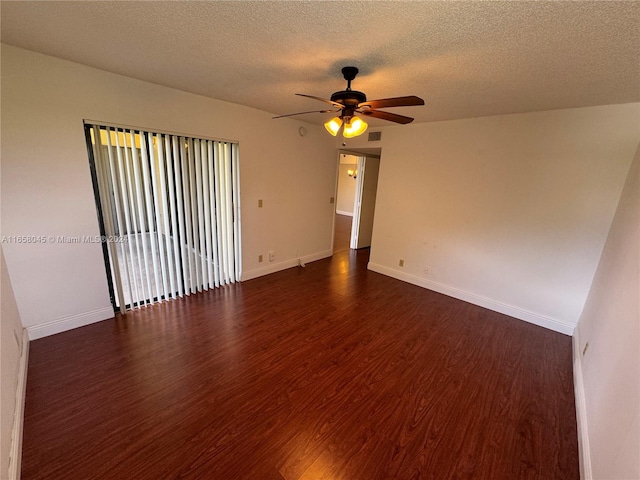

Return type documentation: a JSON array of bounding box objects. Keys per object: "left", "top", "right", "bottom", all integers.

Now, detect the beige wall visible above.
[
  {"left": 336, "top": 159, "right": 358, "bottom": 215},
  {"left": 575, "top": 145, "right": 639, "bottom": 479},
  {"left": 344, "top": 104, "right": 640, "bottom": 333},
  {"left": 3, "top": 42, "right": 640, "bottom": 478},
  {"left": 1, "top": 45, "right": 337, "bottom": 337},
  {"left": 1, "top": 247, "right": 25, "bottom": 478},
  {"left": 7, "top": 44, "right": 636, "bottom": 339}
]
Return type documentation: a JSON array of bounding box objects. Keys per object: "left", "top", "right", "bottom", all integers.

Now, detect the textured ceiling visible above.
[{"left": 1, "top": 1, "right": 639, "bottom": 126}]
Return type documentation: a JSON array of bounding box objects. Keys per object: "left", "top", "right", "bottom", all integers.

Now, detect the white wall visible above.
[
  {"left": 344, "top": 103, "right": 640, "bottom": 333},
  {"left": 574, "top": 145, "right": 639, "bottom": 480},
  {"left": 1, "top": 45, "right": 337, "bottom": 338},
  {"left": 336, "top": 156, "right": 358, "bottom": 215},
  {"left": 7, "top": 48, "right": 634, "bottom": 340},
  {"left": 1, "top": 247, "right": 25, "bottom": 478}
]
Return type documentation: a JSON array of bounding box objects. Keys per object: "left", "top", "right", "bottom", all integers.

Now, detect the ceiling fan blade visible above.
[
  {"left": 358, "top": 96, "right": 425, "bottom": 109},
  {"left": 296, "top": 93, "right": 344, "bottom": 108},
  {"left": 360, "top": 109, "right": 415, "bottom": 124},
  {"left": 272, "top": 109, "right": 337, "bottom": 119}
]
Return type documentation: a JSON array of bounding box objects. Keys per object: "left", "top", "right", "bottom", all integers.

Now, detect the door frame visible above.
[{"left": 332, "top": 147, "right": 381, "bottom": 253}]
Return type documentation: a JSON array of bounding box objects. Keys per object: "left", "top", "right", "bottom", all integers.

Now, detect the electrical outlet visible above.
[
  {"left": 399, "top": 259, "right": 404, "bottom": 267},
  {"left": 329, "top": 197, "right": 335, "bottom": 204},
  {"left": 258, "top": 255, "right": 263, "bottom": 263},
  {"left": 423, "top": 266, "right": 430, "bottom": 275},
  {"left": 269, "top": 251, "right": 275, "bottom": 262},
  {"left": 258, "top": 199, "right": 263, "bottom": 208}
]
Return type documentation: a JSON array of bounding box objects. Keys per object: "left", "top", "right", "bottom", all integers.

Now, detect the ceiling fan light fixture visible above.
[
  {"left": 275, "top": 66, "right": 424, "bottom": 130},
  {"left": 324, "top": 116, "right": 343, "bottom": 136},
  {"left": 342, "top": 117, "right": 368, "bottom": 138}
]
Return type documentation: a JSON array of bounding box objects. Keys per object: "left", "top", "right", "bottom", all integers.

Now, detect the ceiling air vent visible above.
[{"left": 368, "top": 131, "right": 382, "bottom": 142}]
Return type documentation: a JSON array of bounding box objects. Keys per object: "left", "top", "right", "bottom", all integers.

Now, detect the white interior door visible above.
[
  {"left": 350, "top": 156, "right": 380, "bottom": 249},
  {"left": 349, "top": 157, "right": 365, "bottom": 249}
]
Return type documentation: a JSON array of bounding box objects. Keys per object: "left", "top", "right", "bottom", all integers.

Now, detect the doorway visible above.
[
  {"left": 334, "top": 153, "right": 358, "bottom": 252},
  {"left": 333, "top": 149, "right": 381, "bottom": 253}
]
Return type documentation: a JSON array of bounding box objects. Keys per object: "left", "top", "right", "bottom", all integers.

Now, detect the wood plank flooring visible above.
[
  {"left": 333, "top": 214, "right": 352, "bottom": 253},
  {"left": 21, "top": 249, "right": 578, "bottom": 479}
]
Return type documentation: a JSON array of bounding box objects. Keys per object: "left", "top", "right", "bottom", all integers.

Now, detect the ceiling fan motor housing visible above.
[
  {"left": 330, "top": 89, "right": 367, "bottom": 106},
  {"left": 332, "top": 65, "right": 367, "bottom": 107}
]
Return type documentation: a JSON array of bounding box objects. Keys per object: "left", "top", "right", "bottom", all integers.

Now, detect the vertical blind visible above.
[{"left": 86, "top": 123, "right": 241, "bottom": 311}]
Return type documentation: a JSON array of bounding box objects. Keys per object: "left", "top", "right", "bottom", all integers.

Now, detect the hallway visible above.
[{"left": 333, "top": 213, "right": 352, "bottom": 253}]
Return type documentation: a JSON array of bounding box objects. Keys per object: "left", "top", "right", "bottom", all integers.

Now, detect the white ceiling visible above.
[{"left": 1, "top": 1, "right": 639, "bottom": 126}]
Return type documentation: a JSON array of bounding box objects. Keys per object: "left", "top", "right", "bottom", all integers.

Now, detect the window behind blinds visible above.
[{"left": 85, "top": 123, "right": 241, "bottom": 311}]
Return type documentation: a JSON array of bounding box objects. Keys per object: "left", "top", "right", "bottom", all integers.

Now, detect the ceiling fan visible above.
[{"left": 273, "top": 66, "right": 425, "bottom": 138}]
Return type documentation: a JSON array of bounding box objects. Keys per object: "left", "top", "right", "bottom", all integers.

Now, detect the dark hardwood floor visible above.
[
  {"left": 333, "top": 213, "right": 352, "bottom": 253},
  {"left": 21, "top": 249, "right": 579, "bottom": 479}
]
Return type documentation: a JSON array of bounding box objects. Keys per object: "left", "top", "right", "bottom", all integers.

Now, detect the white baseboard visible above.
[
  {"left": 335, "top": 210, "right": 354, "bottom": 217},
  {"left": 367, "top": 262, "right": 576, "bottom": 335},
  {"left": 8, "top": 329, "right": 29, "bottom": 480},
  {"left": 26, "top": 306, "right": 114, "bottom": 340},
  {"left": 572, "top": 330, "right": 592, "bottom": 480},
  {"left": 242, "top": 249, "right": 333, "bottom": 281}
]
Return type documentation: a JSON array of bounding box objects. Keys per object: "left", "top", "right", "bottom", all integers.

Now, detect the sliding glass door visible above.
[{"left": 85, "top": 123, "right": 241, "bottom": 311}]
